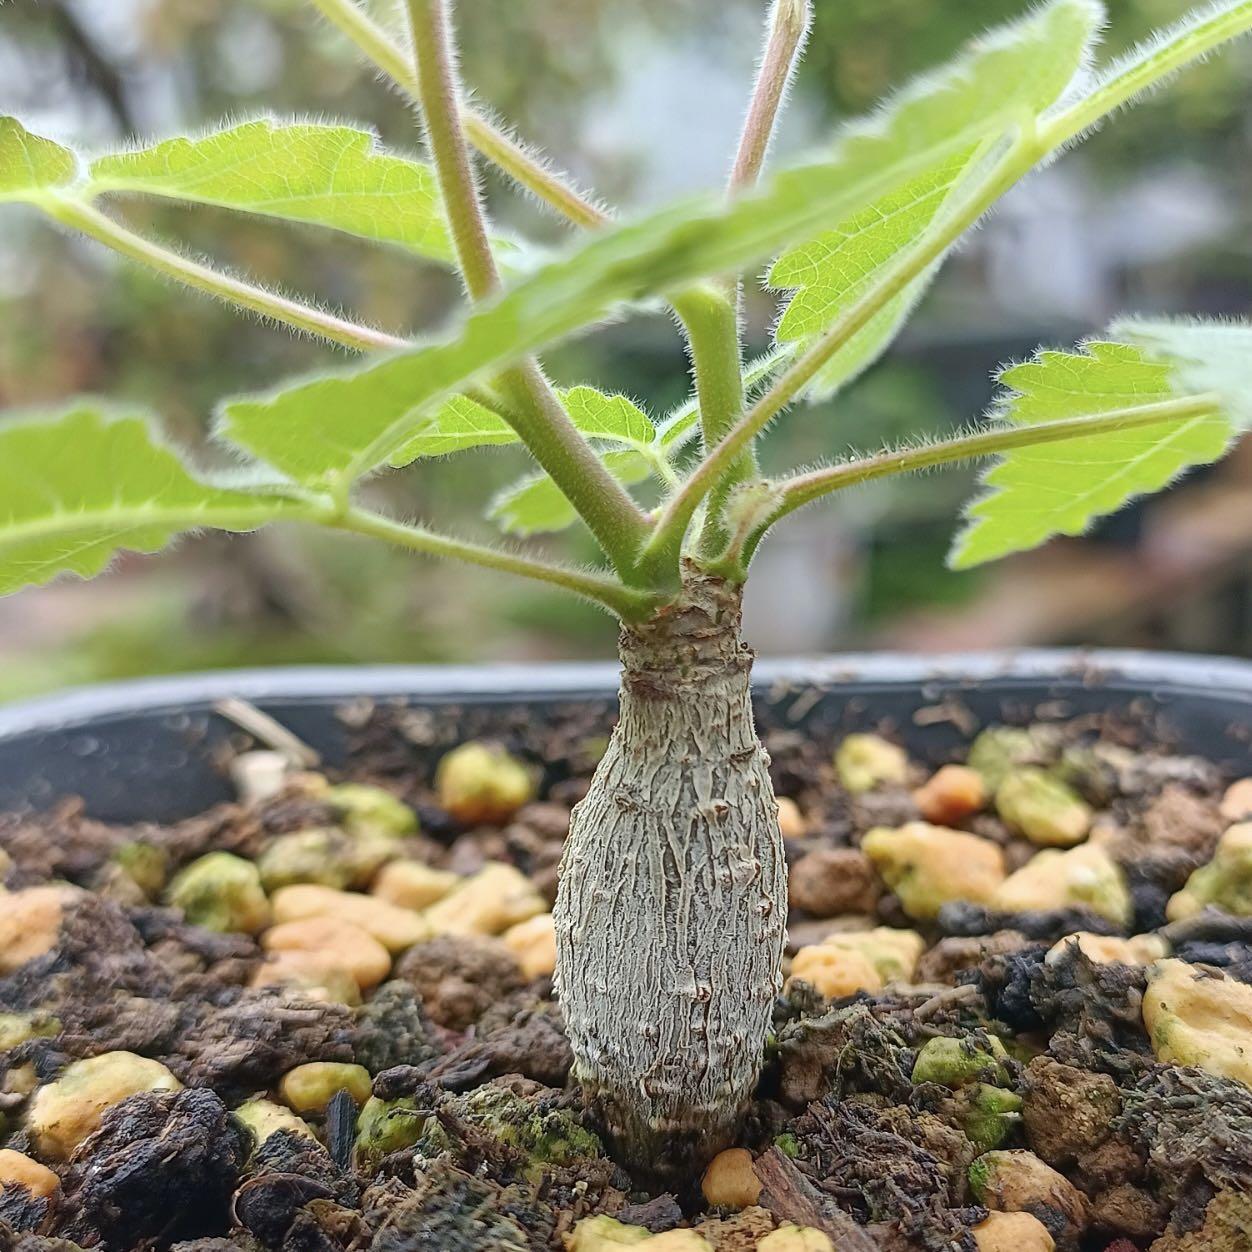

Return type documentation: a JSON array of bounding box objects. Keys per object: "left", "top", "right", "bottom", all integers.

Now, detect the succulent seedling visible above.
[{"left": 2, "top": 0, "right": 1252, "bottom": 1174}]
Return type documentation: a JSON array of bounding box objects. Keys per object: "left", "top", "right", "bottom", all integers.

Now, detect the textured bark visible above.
[{"left": 553, "top": 566, "right": 787, "bottom": 1175}]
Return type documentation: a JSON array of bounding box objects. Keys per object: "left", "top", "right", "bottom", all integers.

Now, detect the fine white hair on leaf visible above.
[{"left": 82, "top": 111, "right": 383, "bottom": 162}]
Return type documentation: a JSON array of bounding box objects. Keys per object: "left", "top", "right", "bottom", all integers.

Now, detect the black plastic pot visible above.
[{"left": 2, "top": 649, "right": 1252, "bottom": 823}]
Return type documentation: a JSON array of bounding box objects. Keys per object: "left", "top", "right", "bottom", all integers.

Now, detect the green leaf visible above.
[
  {"left": 1114, "top": 316, "right": 1252, "bottom": 428},
  {"left": 218, "top": 0, "right": 1101, "bottom": 486},
  {"left": 88, "top": 120, "right": 463, "bottom": 263},
  {"left": 768, "top": 0, "right": 1097, "bottom": 402},
  {"left": 399, "top": 395, "right": 517, "bottom": 457},
  {"left": 768, "top": 153, "right": 970, "bottom": 399},
  {"left": 771, "top": 152, "right": 972, "bottom": 344},
  {"left": 561, "top": 387, "right": 655, "bottom": 445},
  {"left": 490, "top": 450, "right": 651, "bottom": 537},
  {"left": 396, "top": 386, "right": 656, "bottom": 462},
  {"left": 0, "top": 405, "right": 301, "bottom": 594},
  {"left": 0, "top": 117, "right": 77, "bottom": 201},
  {"left": 950, "top": 336, "right": 1239, "bottom": 569}
]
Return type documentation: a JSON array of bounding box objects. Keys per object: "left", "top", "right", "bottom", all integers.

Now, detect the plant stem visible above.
[
  {"left": 667, "top": 287, "right": 753, "bottom": 561},
  {"left": 682, "top": 0, "right": 810, "bottom": 561},
  {"left": 670, "top": 0, "right": 809, "bottom": 561},
  {"left": 465, "top": 117, "right": 608, "bottom": 231},
  {"left": 501, "top": 359, "right": 656, "bottom": 575},
  {"left": 404, "top": 0, "right": 652, "bottom": 579},
  {"left": 38, "top": 195, "right": 407, "bottom": 354},
  {"left": 1040, "top": 0, "right": 1252, "bottom": 149},
  {"left": 406, "top": 0, "right": 500, "bottom": 301},
  {"left": 741, "top": 392, "right": 1224, "bottom": 562},
  {"left": 728, "top": 0, "right": 812, "bottom": 194},
  {"left": 329, "top": 504, "right": 656, "bottom": 618},
  {"left": 306, "top": 0, "right": 750, "bottom": 580},
  {"left": 671, "top": 289, "right": 746, "bottom": 448},
  {"left": 309, "top": 0, "right": 608, "bottom": 231},
  {"left": 646, "top": 132, "right": 1028, "bottom": 574},
  {"left": 554, "top": 569, "right": 785, "bottom": 1175}
]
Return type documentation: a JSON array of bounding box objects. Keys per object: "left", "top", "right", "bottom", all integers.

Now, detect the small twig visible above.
[
  {"left": 758, "top": 392, "right": 1224, "bottom": 538},
  {"left": 212, "top": 697, "right": 321, "bottom": 768},
  {"left": 332, "top": 505, "right": 657, "bottom": 618},
  {"left": 754, "top": 1148, "right": 879, "bottom": 1251},
  {"left": 911, "top": 982, "right": 983, "bottom": 1023}
]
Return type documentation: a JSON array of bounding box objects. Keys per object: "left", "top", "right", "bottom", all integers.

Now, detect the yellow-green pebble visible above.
[
  {"left": 993, "top": 844, "right": 1131, "bottom": 925},
  {"left": 234, "top": 1098, "right": 316, "bottom": 1146},
  {"left": 27, "top": 1052, "right": 181, "bottom": 1161},
  {"left": 166, "top": 852, "right": 270, "bottom": 934},
  {"left": 111, "top": 843, "right": 169, "bottom": 897},
  {"left": 435, "top": 742, "right": 535, "bottom": 826},
  {"left": 862, "top": 823, "right": 1006, "bottom": 921},
  {"left": 913, "top": 1035, "right": 1010, "bottom": 1088},
  {"left": 835, "top": 734, "right": 909, "bottom": 793},
  {"left": 329, "top": 783, "right": 418, "bottom": 837},
  {"left": 0, "top": 1013, "right": 57, "bottom": 1051},
  {"left": 257, "top": 828, "right": 386, "bottom": 893},
  {"left": 1144, "top": 958, "right": 1252, "bottom": 1086},
  {"left": 995, "top": 768, "right": 1091, "bottom": 848},
  {"left": 1168, "top": 822, "right": 1252, "bottom": 921},
  {"left": 279, "top": 1062, "right": 372, "bottom": 1114},
  {"left": 967, "top": 727, "right": 1045, "bottom": 790},
  {"left": 354, "top": 1095, "right": 426, "bottom": 1170}
]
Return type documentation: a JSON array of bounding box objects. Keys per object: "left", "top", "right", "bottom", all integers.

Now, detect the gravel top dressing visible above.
[{"left": 2, "top": 694, "right": 1252, "bottom": 1252}]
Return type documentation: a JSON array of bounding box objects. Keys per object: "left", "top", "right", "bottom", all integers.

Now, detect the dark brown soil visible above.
[{"left": 2, "top": 692, "right": 1251, "bottom": 1252}]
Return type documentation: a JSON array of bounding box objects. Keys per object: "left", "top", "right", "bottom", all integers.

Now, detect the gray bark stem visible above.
[{"left": 554, "top": 566, "right": 786, "bottom": 1176}]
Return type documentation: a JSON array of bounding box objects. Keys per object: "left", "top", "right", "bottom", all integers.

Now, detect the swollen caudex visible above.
[{"left": 554, "top": 571, "right": 788, "bottom": 1171}]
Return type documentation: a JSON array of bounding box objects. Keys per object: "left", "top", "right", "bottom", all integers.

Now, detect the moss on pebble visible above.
[{"left": 166, "top": 852, "right": 270, "bottom": 934}]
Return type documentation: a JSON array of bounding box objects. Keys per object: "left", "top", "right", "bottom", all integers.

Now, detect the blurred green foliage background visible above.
[{"left": 1, "top": 0, "right": 1251, "bottom": 699}]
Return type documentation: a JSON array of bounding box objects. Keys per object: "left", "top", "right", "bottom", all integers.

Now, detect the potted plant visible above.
[{"left": 2, "top": 1, "right": 1252, "bottom": 1247}]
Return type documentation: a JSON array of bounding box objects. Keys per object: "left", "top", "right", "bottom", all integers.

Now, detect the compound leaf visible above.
[{"left": 950, "top": 324, "right": 1252, "bottom": 568}]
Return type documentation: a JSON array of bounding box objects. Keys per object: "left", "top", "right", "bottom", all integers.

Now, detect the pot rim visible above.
[{"left": 3, "top": 646, "right": 1252, "bottom": 740}]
